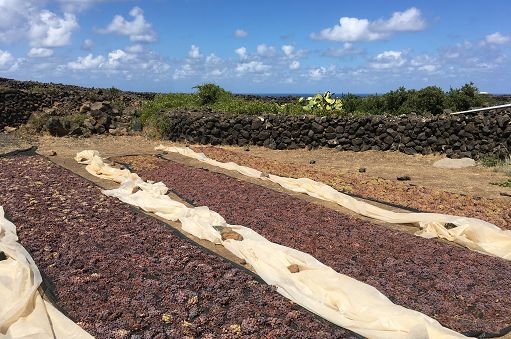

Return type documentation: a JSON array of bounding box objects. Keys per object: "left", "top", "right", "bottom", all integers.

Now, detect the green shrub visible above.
[
  {"left": 193, "top": 83, "right": 230, "bottom": 105},
  {"left": 445, "top": 82, "right": 484, "bottom": 111}
]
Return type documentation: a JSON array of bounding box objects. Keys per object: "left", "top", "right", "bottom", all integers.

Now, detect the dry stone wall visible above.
[
  {"left": 163, "top": 110, "right": 511, "bottom": 159},
  {"left": 0, "top": 77, "right": 155, "bottom": 129}
]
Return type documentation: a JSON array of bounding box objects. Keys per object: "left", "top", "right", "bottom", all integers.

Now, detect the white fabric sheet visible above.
[{"left": 155, "top": 145, "right": 511, "bottom": 261}]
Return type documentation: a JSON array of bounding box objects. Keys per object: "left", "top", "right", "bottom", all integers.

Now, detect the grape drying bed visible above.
[
  {"left": 0, "top": 154, "right": 356, "bottom": 338},
  {"left": 114, "top": 154, "right": 511, "bottom": 336}
]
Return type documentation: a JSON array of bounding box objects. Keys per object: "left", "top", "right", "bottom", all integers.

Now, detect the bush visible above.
[
  {"left": 445, "top": 82, "right": 484, "bottom": 111},
  {"left": 193, "top": 83, "right": 230, "bottom": 105}
]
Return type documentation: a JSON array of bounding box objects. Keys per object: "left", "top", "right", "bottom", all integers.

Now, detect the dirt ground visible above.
[{"left": 2, "top": 133, "right": 503, "bottom": 201}]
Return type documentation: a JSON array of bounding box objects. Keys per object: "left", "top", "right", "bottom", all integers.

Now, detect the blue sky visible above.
[{"left": 0, "top": 0, "right": 510, "bottom": 93}]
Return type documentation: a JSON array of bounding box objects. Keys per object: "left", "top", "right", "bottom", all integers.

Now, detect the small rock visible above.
[
  {"left": 500, "top": 192, "right": 511, "bottom": 197},
  {"left": 287, "top": 264, "right": 300, "bottom": 273},
  {"left": 397, "top": 175, "right": 411, "bottom": 181},
  {"left": 433, "top": 158, "right": 476, "bottom": 169},
  {"left": 221, "top": 230, "right": 243, "bottom": 241},
  {"left": 0, "top": 251, "right": 7, "bottom": 261},
  {"left": 3, "top": 126, "right": 16, "bottom": 133},
  {"left": 42, "top": 150, "right": 57, "bottom": 157},
  {"left": 244, "top": 146, "right": 250, "bottom": 151},
  {"left": 214, "top": 226, "right": 244, "bottom": 241},
  {"left": 131, "top": 120, "right": 143, "bottom": 132},
  {"left": 79, "top": 103, "right": 91, "bottom": 113},
  {"left": 47, "top": 117, "right": 68, "bottom": 137},
  {"left": 358, "top": 167, "right": 366, "bottom": 173},
  {"left": 309, "top": 160, "right": 316, "bottom": 164}
]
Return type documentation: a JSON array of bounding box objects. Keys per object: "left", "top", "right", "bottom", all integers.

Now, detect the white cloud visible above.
[
  {"left": 173, "top": 63, "right": 194, "bottom": 79},
  {"left": 484, "top": 32, "right": 510, "bottom": 45},
  {"left": 205, "top": 53, "right": 221, "bottom": 65},
  {"left": 99, "top": 6, "right": 157, "bottom": 42},
  {"left": 372, "top": 7, "right": 426, "bottom": 32},
  {"left": 410, "top": 54, "right": 439, "bottom": 73},
  {"left": 81, "top": 39, "right": 94, "bottom": 50},
  {"left": 289, "top": 60, "right": 300, "bottom": 70},
  {"left": 29, "top": 10, "right": 78, "bottom": 47},
  {"left": 188, "top": 44, "right": 202, "bottom": 59},
  {"left": 282, "top": 45, "right": 295, "bottom": 57},
  {"left": 56, "top": 0, "right": 117, "bottom": 13},
  {"left": 28, "top": 47, "right": 54, "bottom": 58},
  {"left": 234, "top": 29, "right": 248, "bottom": 38},
  {"left": 126, "top": 44, "right": 144, "bottom": 53},
  {"left": 370, "top": 50, "right": 406, "bottom": 69},
  {"left": 67, "top": 54, "right": 105, "bottom": 70},
  {"left": 235, "top": 46, "right": 247, "bottom": 59},
  {"left": 311, "top": 7, "right": 426, "bottom": 42},
  {"left": 0, "top": 50, "right": 14, "bottom": 69},
  {"left": 0, "top": 0, "right": 37, "bottom": 43},
  {"left": 107, "top": 49, "right": 135, "bottom": 68},
  {"left": 256, "top": 44, "right": 276, "bottom": 57},
  {"left": 236, "top": 61, "right": 271, "bottom": 74},
  {"left": 309, "top": 66, "right": 327, "bottom": 80}
]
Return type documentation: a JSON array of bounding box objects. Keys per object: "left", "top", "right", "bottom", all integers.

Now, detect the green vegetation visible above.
[
  {"left": 490, "top": 179, "right": 511, "bottom": 188},
  {"left": 139, "top": 82, "right": 495, "bottom": 133},
  {"left": 342, "top": 83, "right": 492, "bottom": 116},
  {"left": 479, "top": 155, "right": 503, "bottom": 167},
  {"left": 299, "top": 91, "right": 343, "bottom": 113}
]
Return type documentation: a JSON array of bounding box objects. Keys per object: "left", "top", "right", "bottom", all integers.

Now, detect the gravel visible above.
[
  {"left": 0, "top": 154, "right": 356, "bottom": 338},
  {"left": 118, "top": 155, "right": 511, "bottom": 335}
]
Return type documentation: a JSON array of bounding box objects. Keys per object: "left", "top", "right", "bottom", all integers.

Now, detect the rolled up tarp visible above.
[
  {"left": 155, "top": 145, "right": 511, "bottom": 261},
  {"left": 76, "top": 150, "right": 466, "bottom": 339}
]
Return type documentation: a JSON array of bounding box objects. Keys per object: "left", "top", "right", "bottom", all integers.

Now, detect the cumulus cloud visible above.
[
  {"left": 236, "top": 61, "right": 271, "bottom": 74},
  {"left": 67, "top": 54, "right": 105, "bottom": 70},
  {"left": 188, "top": 44, "right": 203, "bottom": 59},
  {"left": 309, "top": 66, "right": 327, "bottom": 80},
  {"left": 235, "top": 47, "right": 247, "bottom": 59},
  {"left": 410, "top": 54, "right": 439, "bottom": 73},
  {"left": 234, "top": 29, "right": 248, "bottom": 38},
  {"left": 29, "top": 10, "right": 78, "bottom": 47},
  {"left": 282, "top": 45, "right": 295, "bottom": 57},
  {"left": 28, "top": 47, "right": 54, "bottom": 58},
  {"left": 0, "top": 50, "right": 14, "bottom": 69},
  {"left": 0, "top": 0, "right": 37, "bottom": 43},
  {"left": 256, "top": 44, "right": 276, "bottom": 57},
  {"left": 311, "top": 7, "right": 426, "bottom": 42},
  {"left": 99, "top": 7, "right": 157, "bottom": 42},
  {"left": 289, "top": 60, "right": 300, "bottom": 70},
  {"left": 205, "top": 53, "right": 221, "bottom": 65},
  {"left": 369, "top": 50, "right": 406, "bottom": 69},
  {"left": 67, "top": 48, "right": 170, "bottom": 78},
  {"left": 173, "top": 64, "right": 194, "bottom": 80},
  {"left": 484, "top": 32, "right": 510, "bottom": 45}
]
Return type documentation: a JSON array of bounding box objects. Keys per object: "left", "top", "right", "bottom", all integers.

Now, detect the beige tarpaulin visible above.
[
  {"left": 0, "top": 207, "right": 93, "bottom": 339},
  {"left": 76, "top": 150, "right": 465, "bottom": 339},
  {"left": 155, "top": 145, "right": 511, "bottom": 261}
]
